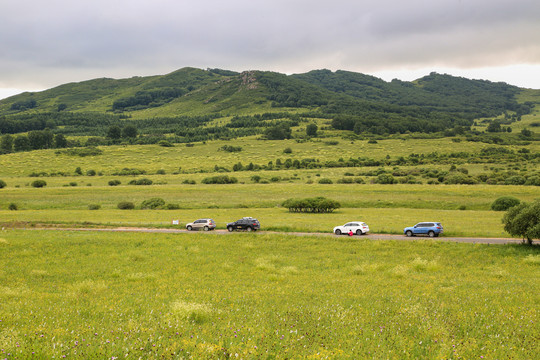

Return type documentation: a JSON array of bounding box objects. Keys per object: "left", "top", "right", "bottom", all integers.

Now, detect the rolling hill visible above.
[{"left": 0, "top": 67, "right": 538, "bottom": 139}]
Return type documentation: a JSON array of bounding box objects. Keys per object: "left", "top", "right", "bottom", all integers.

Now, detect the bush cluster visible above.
[
  {"left": 117, "top": 201, "right": 135, "bottom": 210},
  {"left": 140, "top": 198, "right": 166, "bottom": 210},
  {"left": 491, "top": 196, "right": 521, "bottom": 211},
  {"left": 201, "top": 175, "right": 238, "bottom": 184},
  {"left": 282, "top": 197, "right": 341, "bottom": 213},
  {"left": 31, "top": 180, "right": 47, "bottom": 188},
  {"left": 108, "top": 180, "right": 121, "bottom": 186},
  {"left": 128, "top": 178, "right": 153, "bottom": 185},
  {"left": 219, "top": 145, "right": 242, "bottom": 152},
  {"left": 112, "top": 168, "right": 146, "bottom": 176}
]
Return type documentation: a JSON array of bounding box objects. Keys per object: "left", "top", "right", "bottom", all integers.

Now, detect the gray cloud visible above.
[{"left": 1, "top": 0, "right": 540, "bottom": 93}]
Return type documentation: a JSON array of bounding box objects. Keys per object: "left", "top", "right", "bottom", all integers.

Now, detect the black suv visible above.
[{"left": 227, "top": 217, "right": 261, "bottom": 232}]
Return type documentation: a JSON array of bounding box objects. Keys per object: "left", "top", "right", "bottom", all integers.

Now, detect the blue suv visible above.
[{"left": 404, "top": 222, "right": 443, "bottom": 237}]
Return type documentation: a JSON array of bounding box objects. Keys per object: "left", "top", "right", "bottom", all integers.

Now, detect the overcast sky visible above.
[{"left": 1, "top": 0, "right": 539, "bottom": 100}]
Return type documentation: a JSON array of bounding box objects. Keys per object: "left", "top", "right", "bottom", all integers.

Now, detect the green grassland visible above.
[
  {"left": 0, "top": 135, "right": 538, "bottom": 237},
  {"left": 1, "top": 68, "right": 539, "bottom": 360},
  {"left": 0, "top": 230, "right": 538, "bottom": 359},
  {"left": 0, "top": 137, "right": 538, "bottom": 177}
]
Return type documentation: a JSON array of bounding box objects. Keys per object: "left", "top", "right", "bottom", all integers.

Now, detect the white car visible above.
[{"left": 333, "top": 222, "right": 370, "bottom": 235}]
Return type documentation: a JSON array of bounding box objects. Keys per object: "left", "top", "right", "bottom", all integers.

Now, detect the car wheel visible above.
[
  {"left": 246, "top": 226, "right": 252, "bottom": 232},
  {"left": 428, "top": 231, "right": 435, "bottom": 237},
  {"left": 227, "top": 226, "right": 234, "bottom": 232},
  {"left": 335, "top": 229, "right": 341, "bottom": 235},
  {"left": 187, "top": 225, "right": 192, "bottom": 231},
  {"left": 203, "top": 226, "right": 209, "bottom": 231},
  {"left": 356, "top": 230, "right": 363, "bottom": 236},
  {"left": 406, "top": 230, "right": 413, "bottom": 237}
]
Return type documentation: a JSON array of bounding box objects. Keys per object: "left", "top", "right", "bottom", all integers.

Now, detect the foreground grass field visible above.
[{"left": 0, "top": 230, "right": 538, "bottom": 359}]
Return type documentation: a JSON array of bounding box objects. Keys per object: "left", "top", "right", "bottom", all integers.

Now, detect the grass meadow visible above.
[
  {"left": 0, "top": 137, "right": 538, "bottom": 177},
  {"left": 0, "top": 134, "right": 538, "bottom": 238},
  {"left": 0, "top": 229, "right": 539, "bottom": 359},
  {"left": 0, "top": 129, "right": 539, "bottom": 359}
]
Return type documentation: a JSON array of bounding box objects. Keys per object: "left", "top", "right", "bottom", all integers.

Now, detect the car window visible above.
[{"left": 350, "top": 223, "right": 358, "bottom": 226}]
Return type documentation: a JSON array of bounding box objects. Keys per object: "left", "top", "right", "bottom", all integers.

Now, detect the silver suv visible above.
[{"left": 186, "top": 219, "right": 216, "bottom": 231}]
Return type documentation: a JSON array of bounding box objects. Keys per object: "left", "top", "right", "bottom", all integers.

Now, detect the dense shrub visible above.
[
  {"left": 282, "top": 197, "right": 341, "bottom": 213},
  {"left": 31, "top": 180, "right": 47, "bottom": 188},
  {"left": 128, "top": 178, "right": 153, "bottom": 185},
  {"left": 88, "top": 204, "right": 101, "bottom": 210},
  {"left": 318, "top": 178, "right": 333, "bottom": 184},
  {"left": 86, "top": 169, "right": 96, "bottom": 176},
  {"left": 140, "top": 198, "right": 166, "bottom": 210},
  {"left": 108, "top": 180, "right": 121, "bottom": 186},
  {"left": 219, "top": 145, "right": 242, "bottom": 152},
  {"left": 0, "top": 179, "right": 6, "bottom": 188},
  {"left": 283, "top": 147, "right": 292, "bottom": 154},
  {"left": 182, "top": 179, "right": 196, "bottom": 184},
  {"left": 491, "top": 196, "right": 521, "bottom": 211},
  {"left": 306, "top": 123, "right": 318, "bottom": 137},
  {"left": 376, "top": 174, "right": 396, "bottom": 184},
  {"left": 201, "top": 175, "right": 238, "bottom": 184},
  {"left": 158, "top": 140, "right": 174, "bottom": 147},
  {"left": 505, "top": 176, "right": 526, "bottom": 185},
  {"left": 525, "top": 176, "right": 540, "bottom": 186},
  {"left": 8, "top": 203, "right": 17, "bottom": 210},
  {"left": 117, "top": 201, "right": 135, "bottom": 210},
  {"left": 337, "top": 177, "right": 365, "bottom": 184},
  {"left": 166, "top": 203, "right": 180, "bottom": 210},
  {"left": 113, "top": 168, "right": 146, "bottom": 176}
]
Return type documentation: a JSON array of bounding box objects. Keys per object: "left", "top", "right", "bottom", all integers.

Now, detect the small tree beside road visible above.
[{"left": 502, "top": 199, "right": 540, "bottom": 245}]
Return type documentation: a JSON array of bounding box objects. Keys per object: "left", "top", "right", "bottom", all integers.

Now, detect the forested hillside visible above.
[{"left": 0, "top": 67, "right": 538, "bottom": 148}]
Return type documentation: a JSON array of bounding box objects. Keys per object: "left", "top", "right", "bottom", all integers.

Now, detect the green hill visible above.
[{"left": 0, "top": 67, "right": 538, "bottom": 140}]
